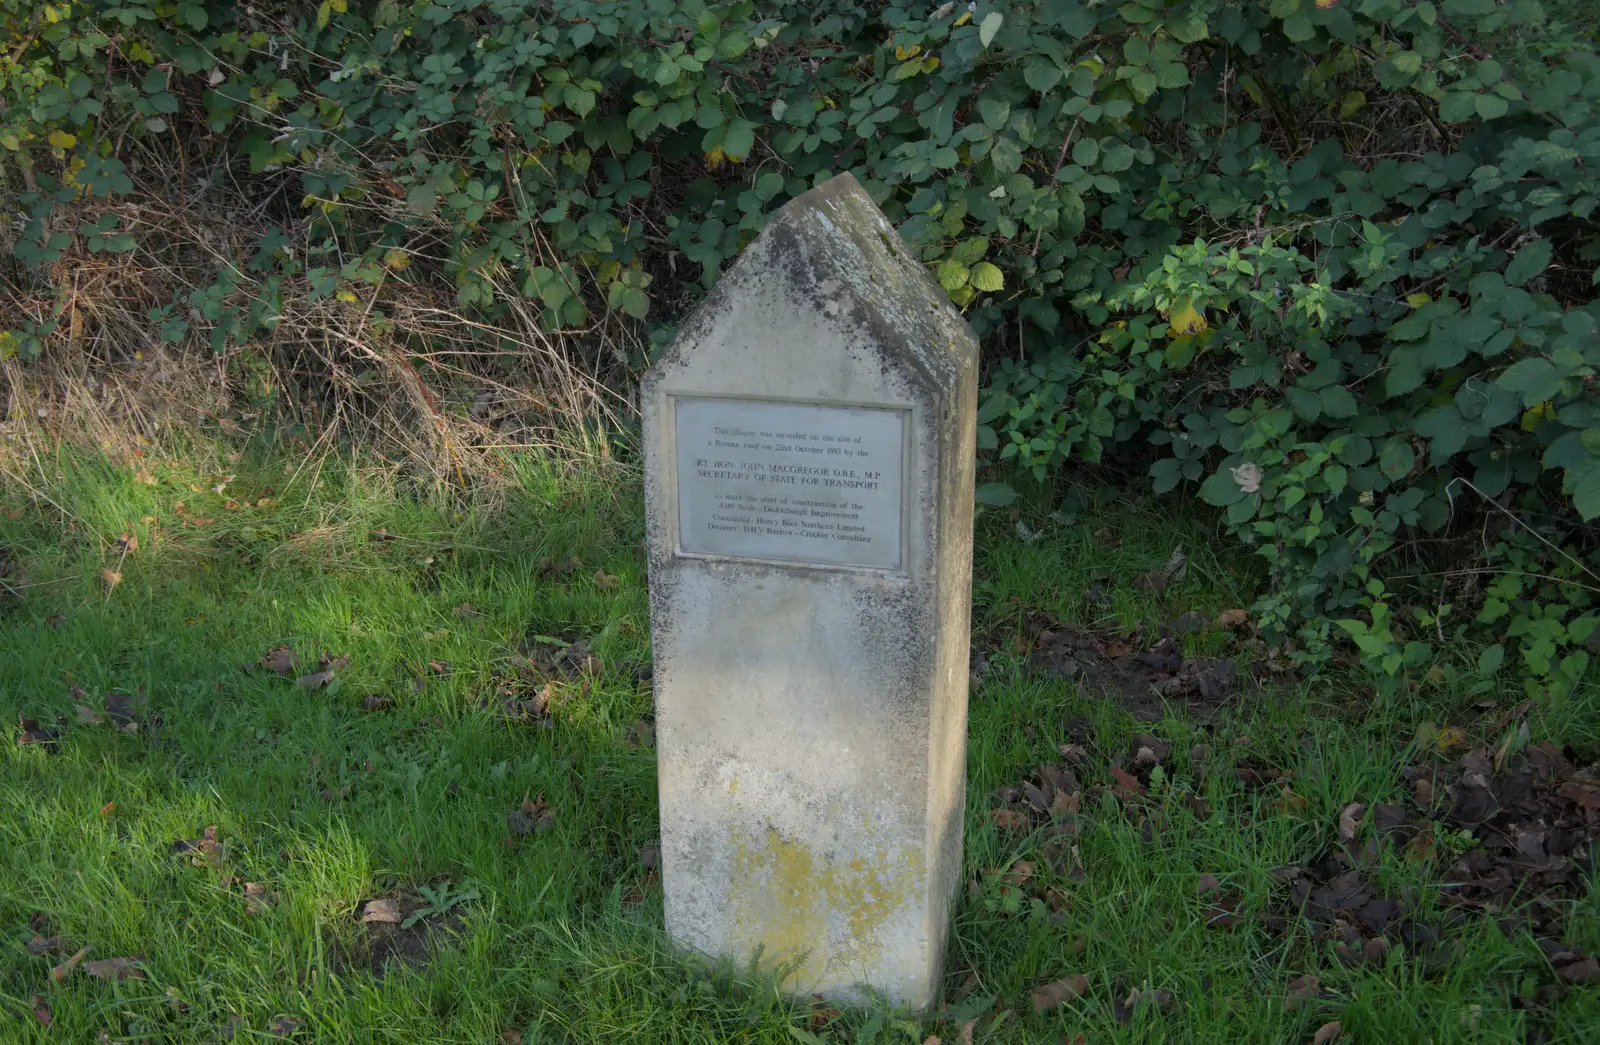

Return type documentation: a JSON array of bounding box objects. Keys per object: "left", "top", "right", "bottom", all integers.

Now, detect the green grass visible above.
[{"left": 2, "top": 442, "right": 1596, "bottom": 1043}]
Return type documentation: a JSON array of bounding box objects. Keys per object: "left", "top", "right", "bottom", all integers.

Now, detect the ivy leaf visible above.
[
  {"left": 1505, "top": 238, "right": 1552, "bottom": 286},
  {"left": 979, "top": 12, "right": 1004, "bottom": 48},
  {"left": 970, "top": 262, "right": 1004, "bottom": 292},
  {"left": 1497, "top": 358, "right": 1562, "bottom": 406}
]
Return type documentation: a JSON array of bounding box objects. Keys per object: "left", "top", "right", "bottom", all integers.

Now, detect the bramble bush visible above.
[{"left": 3, "top": 0, "right": 1598, "bottom": 703}]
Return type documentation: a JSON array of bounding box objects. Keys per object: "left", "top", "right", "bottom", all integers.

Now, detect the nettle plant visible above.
[{"left": 3, "top": 0, "right": 1598, "bottom": 698}]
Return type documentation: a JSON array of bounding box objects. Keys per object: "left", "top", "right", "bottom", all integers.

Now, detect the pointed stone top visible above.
[{"left": 646, "top": 172, "right": 976, "bottom": 402}]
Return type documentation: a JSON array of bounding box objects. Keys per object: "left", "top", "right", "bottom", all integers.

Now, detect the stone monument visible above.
[{"left": 641, "top": 172, "right": 978, "bottom": 1008}]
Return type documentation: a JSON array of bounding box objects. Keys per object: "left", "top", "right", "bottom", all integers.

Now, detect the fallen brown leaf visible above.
[
  {"left": 243, "top": 882, "right": 272, "bottom": 915},
  {"left": 1110, "top": 765, "right": 1145, "bottom": 801},
  {"left": 507, "top": 793, "right": 555, "bottom": 836},
  {"left": 260, "top": 646, "right": 299, "bottom": 675},
  {"left": 1274, "top": 788, "right": 1310, "bottom": 815},
  {"left": 116, "top": 532, "right": 138, "bottom": 554},
  {"left": 1413, "top": 776, "right": 1435, "bottom": 805},
  {"left": 1002, "top": 860, "right": 1034, "bottom": 888},
  {"left": 101, "top": 568, "right": 122, "bottom": 592},
  {"left": 1216, "top": 609, "right": 1250, "bottom": 629},
  {"left": 1338, "top": 802, "right": 1366, "bottom": 845},
  {"left": 958, "top": 1019, "right": 976, "bottom": 1045},
  {"left": 296, "top": 655, "right": 349, "bottom": 691},
  {"left": 173, "top": 825, "right": 223, "bottom": 867},
  {"left": 269, "top": 1015, "right": 303, "bottom": 1039},
  {"left": 621, "top": 871, "right": 660, "bottom": 904},
  {"left": 361, "top": 898, "right": 402, "bottom": 924},
  {"left": 453, "top": 603, "right": 479, "bottom": 619},
  {"left": 594, "top": 568, "right": 619, "bottom": 589},
  {"left": 360, "top": 693, "right": 394, "bottom": 712},
  {"left": 1183, "top": 793, "right": 1213, "bottom": 820},
  {"left": 1285, "top": 974, "right": 1320, "bottom": 1011},
  {"left": 84, "top": 955, "right": 144, "bottom": 981},
  {"left": 30, "top": 995, "right": 51, "bottom": 1027},
  {"left": 991, "top": 807, "right": 1029, "bottom": 833},
  {"left": 1559, "top": 957, "right": 1600, "bottom": 984},
  {"left": 1195, "top": 873, "right": 1221, "bottom": 896},
  {"left": 1049, "top": 788, "right": 1081, "bottom": 818},
  {"left": 1032, "top": 973, "right": 1090, "bottom": 1013},
  {"left": 16, "top": 715, "right": 61, "bottom": 751},
  {"left": 501, "top": 1031, "right": 523, "bottom": 1045},
  {"left": 27, "top": 935, "right": 68, "bottom": 956},
  {"left": 51, "top": 945, "right": 90, "bottom": 982},
  {"left": 99, "top": 801, "right": 115, "bottom": 817},
  {"left": 1557, "top": 773, "right": 1600, "bottom": 810},
  {"left": 1312, "top": 1021, "right": 1342, "bottom": 1045}
]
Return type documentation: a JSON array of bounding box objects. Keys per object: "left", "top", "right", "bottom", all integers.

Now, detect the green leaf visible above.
[
  {"left": 1380, "top": 441, "right": 1416, "bottom": 481},
  {"left": 1477, "top": 644, "right": 1505, "bottom": 676},
  {"left": 1571, "top": 459, "right": 1600, "bottom": 521},
  {"left": 1024, "top": 59, "right": 1063, "bottom": 92},
  {"left": 1475, "top": 93, "right": 1509, "bottom": 120},
  {"left": 1283, "top": 13, "right": 1315, "bottom": 41},
  {"left": 1319, "top": 385, "right": 1359, "bottom": 419},
  {"left": 1439, "top": 92, "right": 1477, "bottom": 123},
  {"left": 1199, "top": 470, "right": 1245, "bottom": 507},
  {"left": 1505, "top": 239, "right": 1552, "bottom": 286},
  {"left": 1168, "top": 15, "right": 1209, "bottom": 42},
  {"left": 1384, "top": 351, "right": 1424, "bottom": 399},
  {"left": 1496, "top": 357, "right": 1562, "bottom": 405},
  {"left": 937, "top": 259, "right": 970, "bottom": 292},
  {"left": 978, "top": 98, "right": 1010, "bottom": 130},
  {"left": 1072, "top": 138, "right": 1099, "bottom": 167},
  {"left": 990, "top": 136, "right": 1023, "bottom": 174},
  {"left": 721, "top": 119, "right": 755, "bottom": 160},
  {"left": 975, "top": 482, "right": 1015, "bottom": 506},
  {"left": 620, "top": 287, "right": 650, "bottom": 320},
  {"left": 564, "top": 84, "right": 596, "bottom": 118},
  {"left": 979, "top": 11, "right": 1004, "bottom": 48},
  {"left": 970, "top": 262, "right": 1004, "bottom": 292}
]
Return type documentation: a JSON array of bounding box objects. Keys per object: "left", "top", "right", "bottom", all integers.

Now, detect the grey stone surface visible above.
[{"left": 641, "top": 172, "right": 978, "bottom": 1008}]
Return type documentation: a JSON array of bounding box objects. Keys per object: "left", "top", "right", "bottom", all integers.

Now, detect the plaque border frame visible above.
[{"left": 665, "top": 393, "right": 914, "bottom": 575}]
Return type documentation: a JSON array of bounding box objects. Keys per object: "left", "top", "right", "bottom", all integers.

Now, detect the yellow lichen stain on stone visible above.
[
  {"left": 729, "top": 824, "right": 921, "bottom": 989},
  {"left": 728, "top": 771, "right": 741, "bottom": 795}
]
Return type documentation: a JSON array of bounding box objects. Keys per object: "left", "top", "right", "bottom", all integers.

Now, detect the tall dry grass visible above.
[{"left": 2, "top": 153, "right": 639, "bottom": 491}]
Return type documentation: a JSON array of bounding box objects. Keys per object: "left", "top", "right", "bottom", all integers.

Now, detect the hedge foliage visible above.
[{"left": 4, "top": 0, "right": 1599, "bottom": 701}]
